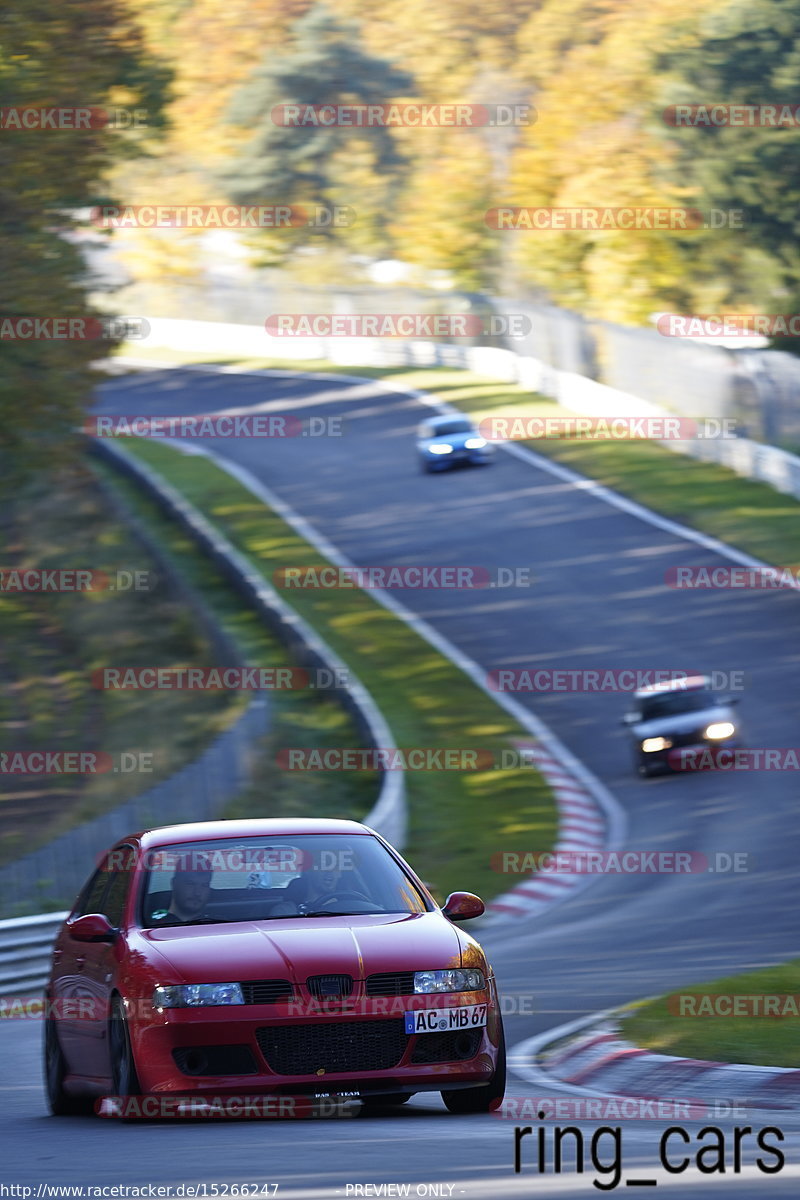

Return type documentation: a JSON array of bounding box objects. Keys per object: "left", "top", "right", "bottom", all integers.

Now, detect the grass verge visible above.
[
  {"left": 109, "top": 437, "right": 557, "bottom": 904},
  {"left": 622, "top": 960, "right": 800, "bottom": 1067}
]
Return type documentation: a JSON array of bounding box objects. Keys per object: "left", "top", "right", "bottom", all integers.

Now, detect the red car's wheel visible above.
[
  {"left": 43, "top": 1013, "right": 93, "bottom": 1116},
  {"left": 440, "top": 1016, "right": 506, "bottom": 1114},
  {"left": 109, "top": 996, "right": 141, "bottom": 1098}
]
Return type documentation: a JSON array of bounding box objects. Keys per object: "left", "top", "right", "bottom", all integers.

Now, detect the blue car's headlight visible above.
[
  {"left": 153, "top": 983, "right": 244, "bottom": 1009},
  {"left": 414, "top": 969, "right": 485, "bottom": 993},
  {"left": 464, "top": 437, "right": 487, "bottom": 449},
  {"left": 428, "top": 443, "right": 453, "bottom": 454}
]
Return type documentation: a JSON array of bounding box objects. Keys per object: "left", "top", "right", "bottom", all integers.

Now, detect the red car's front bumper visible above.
[{"left": 131, "top": 987, "right": 502, "bottom": 1098}]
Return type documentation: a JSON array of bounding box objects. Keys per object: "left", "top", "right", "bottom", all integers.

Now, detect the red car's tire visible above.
[
  {"left": 43, "top": 1014, "right": 93, "bottom": 1116},
  {"left": 109, "top": 995, "right": 141, "bottom": 1100}
]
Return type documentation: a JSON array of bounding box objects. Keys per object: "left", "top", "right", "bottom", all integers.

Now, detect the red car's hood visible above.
[{"left": 138, "top": 912, "right": 466, "bottom": 984}]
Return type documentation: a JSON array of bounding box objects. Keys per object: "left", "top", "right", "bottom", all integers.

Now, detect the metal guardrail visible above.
[
  {"left": 0, "top": 694, "right": 269, "bottom": 918},
  {"left": 91, "top": 440, "right": 406, "bottom": 847},
  {"left": 0, "top": 912, "right": 67, "bottom": 996}
]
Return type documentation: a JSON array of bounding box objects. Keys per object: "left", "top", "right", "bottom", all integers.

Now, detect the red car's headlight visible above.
[
  {"left": 153, "top": 983, "right": 244, "bottom": 1009},
  {"left": 414, "top": 969, "right": 486, "bottom": 993}
]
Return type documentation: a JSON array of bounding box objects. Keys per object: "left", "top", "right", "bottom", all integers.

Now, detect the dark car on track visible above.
[
  {"left": 622, "top": 675, "right": 742, "bottom": 776},
  {"left": 417, "top": 413, "right": 492, "bottom": 473},
  {"left": 43, "top": 818, "right": 505, "bottom": 1118}
]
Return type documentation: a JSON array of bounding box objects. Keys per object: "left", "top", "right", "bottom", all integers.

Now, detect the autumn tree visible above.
[
  {"left": 0, "top": 0, "right": 169, "bottom": 485},
  {"left": 654, "top": 0, "right": 800, "bottom": 348}
]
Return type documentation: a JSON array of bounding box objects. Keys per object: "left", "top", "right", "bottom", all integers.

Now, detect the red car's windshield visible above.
[{"left": 140, "top": 834, "right": 430, "bottom": 927}]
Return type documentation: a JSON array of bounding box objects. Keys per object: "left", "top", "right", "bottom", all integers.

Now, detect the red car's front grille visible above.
[
  {"left": 256, "top": 1019, "right": 408, "bottom": 1075},
  {"left": 365, "top": 972, "right": 416, "bottom": 996},
  {"left": 306, "top": 974, "right": 353, "bottom": 999},
  {"left": 240, "top": 980, "right": 294, "bottom": 1004}
]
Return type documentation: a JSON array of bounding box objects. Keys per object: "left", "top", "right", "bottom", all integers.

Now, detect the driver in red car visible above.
[
  {"left": 150, "top": 857, "right": 213, "bottom": 925},
  {"left": 284, "top": 863, "right": 341, "bottom": 910}
]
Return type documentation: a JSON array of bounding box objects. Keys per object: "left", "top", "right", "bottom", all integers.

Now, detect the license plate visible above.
[{"left": 404, "top": 1004, "right": 487, "bottom": 1034}]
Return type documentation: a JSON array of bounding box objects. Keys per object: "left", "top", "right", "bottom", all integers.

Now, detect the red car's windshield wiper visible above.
[{"left": 300, "top": 910, "right": 378, "bottom": 918}]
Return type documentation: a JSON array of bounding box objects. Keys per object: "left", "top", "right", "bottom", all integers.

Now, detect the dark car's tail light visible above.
[
  {"left": 306, "top": 974, "right": 353, "bottom": 999},
  {"left": 257, "top": 1020, "right": 407, "bottom": 1074},
  {"left": 240, "top": 980, "right": 294, "bottom": 1004},
  {"left": 365, "top": 972, "right": 416, "bottom": 996}
]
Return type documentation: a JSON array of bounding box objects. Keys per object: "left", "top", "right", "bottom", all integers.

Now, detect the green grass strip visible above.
[{"left": 622, "top": 961, "right": 800, "bottom": 1067}]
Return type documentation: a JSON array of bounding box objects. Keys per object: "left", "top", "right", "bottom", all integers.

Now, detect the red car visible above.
[{"left": 44, "top": 818, "right": 505, "bottom": 1117}]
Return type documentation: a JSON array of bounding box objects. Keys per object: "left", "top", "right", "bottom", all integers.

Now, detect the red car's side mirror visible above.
[
  {"left": 442, "top": 892, "right": 485, "bottom": 921},
  {"left": 69, "top": 913, "right": 118, "bottom": 943}
]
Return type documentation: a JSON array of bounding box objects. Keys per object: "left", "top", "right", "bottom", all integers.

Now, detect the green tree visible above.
[
  {"left": 654, "top": 0, "right": 800, "bottom": 345},
  {"left": 221, "top": 2, "right": 413, "bottom": 262},
  {"left": 0, "top": 0, "right": 170, "bottom": 485}
]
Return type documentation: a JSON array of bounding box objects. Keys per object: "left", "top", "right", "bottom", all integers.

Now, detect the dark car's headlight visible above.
[
  {"left": 641, "top": 736, "right": 672, "bottom": 752},
  {"left": 153, "top": 983, "right": 244, "bottom": 1009},
  {"left": 704, "top": 722, "right": 735, "bottom": 740},
  {"left": 414, "top": 969, "right": 485, "bottom": 993}
]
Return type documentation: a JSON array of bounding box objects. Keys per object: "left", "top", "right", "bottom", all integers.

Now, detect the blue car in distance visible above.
[{"left": 417, "top": 413, "right": 493, "bottom": 473}]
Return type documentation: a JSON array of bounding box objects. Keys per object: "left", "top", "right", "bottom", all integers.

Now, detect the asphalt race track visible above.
[{"left": 3, "top": 366, "right": 800, "bottom": 1198}]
